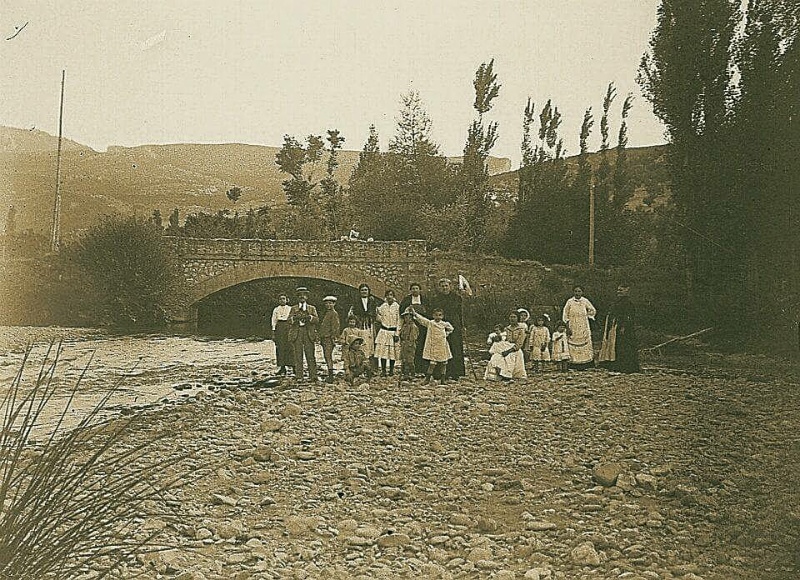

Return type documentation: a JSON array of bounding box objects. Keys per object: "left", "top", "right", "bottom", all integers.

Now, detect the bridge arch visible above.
[{"left": 188, "top": 260, "right": 391, "bottom": 306}]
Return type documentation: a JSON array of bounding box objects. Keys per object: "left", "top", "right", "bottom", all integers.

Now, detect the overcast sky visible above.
[{"left": 0, "top": 0, "right": 665, "bottom": 166}]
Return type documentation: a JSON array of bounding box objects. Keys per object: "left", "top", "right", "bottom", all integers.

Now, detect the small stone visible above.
[
  {"left": 377, "top": 533, "right": 411, "bottom": 548},
  {"left": 524, "top": 570, "right": 541, "bottom": 580},
  {"left": 476, "top": 516, "right": 498, "bottom": 533},
  {"left": 527, "top": 521, "right": 557, "bottom": 531},
  {"left": 281, "top": 403, "right": 302, "bottom": 417},
  {"left": 245, "top": 538, "right": 263, "bottom": 549},
  {"left": 481, "top": 482, "right": 495, "bottom": 492},
  {"left": 260, "top": 418, "right": 284, "bottom": 432},
  {"left": 195, "top": 527, "right": 213, "bottom": 540},
  {"left": 211, "top": 493, "right": 238, "bottom": 506},
  {"left": 217, "top": 520, "right": 247, "bottom": 540},
  {"left": 475, "top": 559, "right": 499, "bottom": 570},
  {"left": 635, "top": 473, "right": 658, "bottom": 490},
  {"left": 449, "top": 514, "right": 472, "bottom": 526},
  {"left": 593, "top": 463, "right": 623, "bottom": 487},
  {"left": 467, "top": 547, "right": 493, "bottom": 562},
  {"left": 571, "top": 541, "right": 601, "bottom": 566},
  {"left": 496, "top": 571, "right": 516, "bottom": 580},
  {"left": 253, "top": 445, "right": 273, "bottom": 462}
]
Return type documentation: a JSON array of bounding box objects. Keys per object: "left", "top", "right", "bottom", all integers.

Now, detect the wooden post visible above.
[
  {"left": 50, "top": 70, "right": 65, "bottom": 253},
  {"left": 588, "top": 181, "right": 595, "bottom": 265}
]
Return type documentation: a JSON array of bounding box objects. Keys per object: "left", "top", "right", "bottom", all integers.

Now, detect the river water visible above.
[{"left": 0, "top": 326, "right": 334, "bottom": 437}]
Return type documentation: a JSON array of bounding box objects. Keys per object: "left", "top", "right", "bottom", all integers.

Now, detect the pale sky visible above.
[{"left": 0, "top": 1, "right": 665, "bottom": 166}]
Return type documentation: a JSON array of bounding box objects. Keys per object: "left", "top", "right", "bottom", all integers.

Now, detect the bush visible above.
[
  {"left": 0, "top": 343, "right": 188, "bottom": 578},
  {"left": 74, "top": 215, "right": 185, "bottom": 328}
]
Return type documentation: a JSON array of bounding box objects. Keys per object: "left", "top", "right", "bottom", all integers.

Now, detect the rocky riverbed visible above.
[{"left": 78, "top": 352, "right": 798, "bottom": 580}]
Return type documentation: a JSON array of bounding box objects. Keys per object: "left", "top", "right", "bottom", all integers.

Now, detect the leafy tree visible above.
[
  {"left": 348, "top": 94, "right": 459, "bottom": 243},
  {"left": 151, "top": 209, "right": 163, "bottom": 229},
  {"left": 458, "top": 59, "right": 501, "bottom": 251},
  {"left": 74, "top": 215, "right": 184, "bottom": 328},
  {"left": 594, "top": 83, "right": 617, "bottom": 265},
  {"left": 226, "top": 185, "right": 242, "bottom": 204},
  {"left": 274, "top": 133, "right": 329, "bottom": 239},
  {"left": 166, "top": 208, "right": 180, "bottom": 235},
  {"left": 504, "top": 99, "right": 572, "bottom": 261},
  {"left": 318, "top": 130, "right": 346, "bottom": 236},
  {"left": 389, "top": 90, "right": 439, "bottom": 156},
  {"left": 638, "top": 0, "right": 747, "bottom": 329}
]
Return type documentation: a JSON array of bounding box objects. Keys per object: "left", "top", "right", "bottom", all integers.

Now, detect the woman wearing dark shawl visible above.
[{"left": 597, "top": 283, "right": 640, "bottom": 373}]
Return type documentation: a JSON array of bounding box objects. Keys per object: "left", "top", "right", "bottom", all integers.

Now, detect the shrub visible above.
[
  {"left": 0, "top": 343, "right": 187, "bottom": 578},
  {"left": 74, "top": 215, "right": 185, "bottom": 328}
]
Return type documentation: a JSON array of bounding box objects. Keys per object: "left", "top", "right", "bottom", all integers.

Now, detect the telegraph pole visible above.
[
  {"left": 50, "top": 70, "right": 65, "bottom": 253},
  {"left": 588, "top": 181, "right": 595, "bottom": 265}
]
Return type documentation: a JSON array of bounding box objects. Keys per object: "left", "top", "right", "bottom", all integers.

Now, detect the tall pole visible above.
[
  {"left": 50, "top": 70, "right": 65, "bottom": 254},
  {"left": 588, "top": 181, "right": 595, "bottom": 265}
]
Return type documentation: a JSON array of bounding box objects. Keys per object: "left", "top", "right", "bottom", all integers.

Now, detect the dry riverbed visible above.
[
  {"left": 88, "top": 354, "right": 798, "bottom": 579},
  {"left": 2, "top": 329, "right": 797, "bottom": 579}
]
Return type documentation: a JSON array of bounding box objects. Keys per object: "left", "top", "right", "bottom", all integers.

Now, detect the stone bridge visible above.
[{"left": 165, "top": 237, "right": 430, "bottom": 322}]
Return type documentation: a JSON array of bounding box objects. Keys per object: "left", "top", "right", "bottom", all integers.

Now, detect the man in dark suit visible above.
[{"left": 288, "top": 286, "right": 319, "bottom": 381}]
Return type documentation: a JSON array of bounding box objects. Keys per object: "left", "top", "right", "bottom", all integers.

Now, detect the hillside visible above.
[
  {"left": 489, "top": 144, "right": 672, "bottom": 209},
  {"left": 0, "top": 126, "right": 512, "bottom": 237}
]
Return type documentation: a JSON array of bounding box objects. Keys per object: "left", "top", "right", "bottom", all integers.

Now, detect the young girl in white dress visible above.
[
  {"left": 375, "top": 290, "right": 401, "bottom": 376},
  {"left": 484, "top": 324, "right": 516, "bottom": 381},
  {"left": 552, "top": 320, "right": 570, "bottom": 372},
  {"left": 529, "top": 315, "right": 552, "bottom": 372}
]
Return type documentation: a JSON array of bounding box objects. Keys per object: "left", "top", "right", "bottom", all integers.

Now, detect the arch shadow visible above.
[{"left": 188, "top": 261, "right": 391, "bottom": 306}]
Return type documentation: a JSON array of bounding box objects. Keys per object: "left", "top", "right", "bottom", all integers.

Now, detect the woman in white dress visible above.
[
  {"left": 375, "top": 290, "right": 401, "bottom": 376},
  {"left": 562, "top": 285, "right": 597, "bottom": 368}
]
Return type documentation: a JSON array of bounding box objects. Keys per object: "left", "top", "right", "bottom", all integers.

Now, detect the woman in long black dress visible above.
[{"left": 597, "top": 283, "right": 640, "bottom": 373}]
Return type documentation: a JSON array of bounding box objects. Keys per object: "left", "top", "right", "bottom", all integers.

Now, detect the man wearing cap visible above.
[
  {"left": 270, "top": 294, "right": 294, "bottom": 376},
  {"left": 288, "top": 287, "right": 319, "bottom": 381},
  {"left": 319, "top": 295, "right": 341, "bottom": 383}
]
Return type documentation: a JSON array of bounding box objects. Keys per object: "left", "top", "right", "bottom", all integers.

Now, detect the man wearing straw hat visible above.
[{"left": 288, "top": 286, "right": 319, "bottom": 382}]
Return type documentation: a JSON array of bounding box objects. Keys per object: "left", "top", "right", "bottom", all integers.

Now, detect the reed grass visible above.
[{"left": 0, "top": 342, "right": 188, "bottom": 579}]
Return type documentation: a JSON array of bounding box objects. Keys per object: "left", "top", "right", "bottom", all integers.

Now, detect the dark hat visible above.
[
  {"left": 295, "top": 286, "right": 309, "bottom": 294},
  {"left": 323, "top": 295, "right": 337, "bottom": 303},
  {"left": 350, "top": 337, "right": 364, "bottom": 346},
  {"left": 401, "top": 307, "right": 414, "bottom": 316}
]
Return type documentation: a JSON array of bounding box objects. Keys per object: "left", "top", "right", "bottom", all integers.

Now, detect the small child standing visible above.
[
  {"left": 345, "top": 337, "right": 371, "bottom": 385},
  {"left": 319, "top": 296, "right": 341, "bottom": 383},
  {"left": 529, "top": 315, "right": 552, "bottom": 372},
  {"left": 551, "top": 321, "right": 570, "bottom": 372},
  {"left": 410, "top": 307, "right": 453, "bottom": 385},
  {"left": 339, "top": 316, "right": 361, "bottom": 348},
  {"left": 399, "top": 308, "right": 419, "bottom": 381}
]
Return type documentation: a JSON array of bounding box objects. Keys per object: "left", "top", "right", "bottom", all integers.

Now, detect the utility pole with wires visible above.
[{"left": 50, "top": 69, "right": 65, "bottom": 254}]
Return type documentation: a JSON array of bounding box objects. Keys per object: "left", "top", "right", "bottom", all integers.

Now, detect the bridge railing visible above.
[{"left": 163, "top": 237, "right": 429, "bottom": 262}]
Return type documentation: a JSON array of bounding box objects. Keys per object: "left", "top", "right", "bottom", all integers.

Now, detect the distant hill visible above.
[
  {"left": 488, "top": 144, "right": 672, "bottom": 210},
  {"left": 0, "top": 126, "right": 512, "bottom": 236}
]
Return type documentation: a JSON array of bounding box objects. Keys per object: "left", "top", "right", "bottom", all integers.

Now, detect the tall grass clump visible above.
[{"left": 0, "top": 342, "right": 188, "bottom": 579}]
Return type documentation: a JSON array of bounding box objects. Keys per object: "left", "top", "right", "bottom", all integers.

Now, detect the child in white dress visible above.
[
  {"left": 551, "top": 320, "right": 570, "bottom": 372},
  {"left": 484, "top": 324, "right": 516, "bottom": 381},
  {"left": 410, "top": 307, "right": 453, "bottom": 385},
  {"left": 529, "top": 315, "right": 552, "bottom": 372}
]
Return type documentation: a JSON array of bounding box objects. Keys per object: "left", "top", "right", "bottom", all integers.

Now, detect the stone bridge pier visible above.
[{"left": 165, "top": 237, "right": 430, "bottom": 325}]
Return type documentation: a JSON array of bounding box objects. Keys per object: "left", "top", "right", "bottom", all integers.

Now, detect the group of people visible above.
[
  {"left": 484, "top": 284, "right": 640, "bottom": 380},
  {"left": 270, "top": 279, "right": 469, "bottom": 384},
  {"left": 269, "top": 280, "right": 640, "bottom": 385}
]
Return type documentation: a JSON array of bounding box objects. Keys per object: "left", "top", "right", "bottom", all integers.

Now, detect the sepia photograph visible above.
[{"left": 0, "top": 1, "right": 798, "bottom": 578}]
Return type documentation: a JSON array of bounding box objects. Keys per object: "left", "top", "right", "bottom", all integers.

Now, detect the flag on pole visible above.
[{"left": 458, "top": 274, "right": 473, "bottom": 296}]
